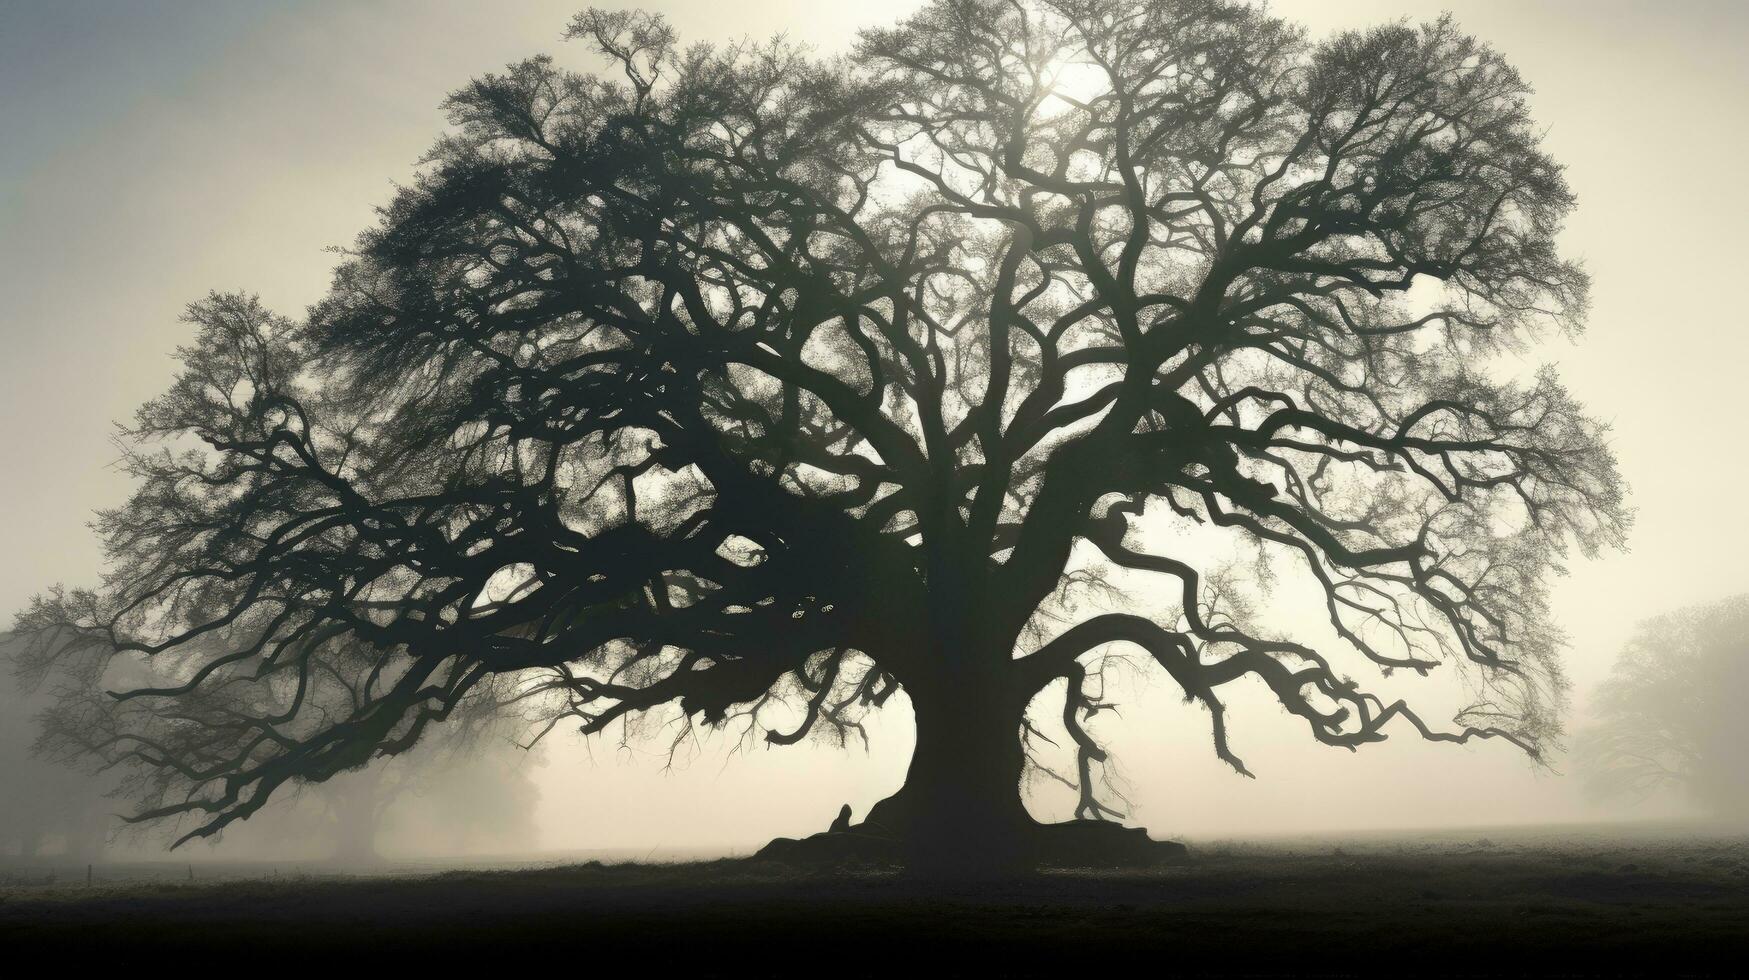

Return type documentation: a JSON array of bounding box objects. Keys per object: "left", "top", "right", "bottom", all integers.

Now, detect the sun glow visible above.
[{"left": 1038, "top": 57, "right": 1110, "bottom": 116}]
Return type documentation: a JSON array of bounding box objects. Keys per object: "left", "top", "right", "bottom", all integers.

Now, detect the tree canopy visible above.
[{"left": 15, "top": 0, "right": 1626, "bottom": 870}]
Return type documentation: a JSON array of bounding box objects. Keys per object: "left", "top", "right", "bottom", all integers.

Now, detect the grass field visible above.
[{"left": 4, "top": 825, "right": 1746, "bottom": 975}]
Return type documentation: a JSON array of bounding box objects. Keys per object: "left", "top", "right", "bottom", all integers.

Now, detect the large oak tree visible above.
[{"left": 16, "top": 0, "right": 1626, "bottom": 873}]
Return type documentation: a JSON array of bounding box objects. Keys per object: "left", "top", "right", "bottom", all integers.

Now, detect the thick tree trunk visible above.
[
  {"left": 864, "top": 674, "right": 1032, "bottom": 875},
  {"left": 758, "top": 648, "right": 1189, "bottom": 875},
  {"left": 332, "top": 808, "right": 380, "bottom": 865},
  {"left": 757, "top": 555, "right": 1185, "bottom": 876},
  {"left": 328, "top": 768, "right": 385, "bottom": 865}
]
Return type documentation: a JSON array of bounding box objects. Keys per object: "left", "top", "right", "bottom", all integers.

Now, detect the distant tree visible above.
[
  {"left": 307, "top": 678, "right": 543, "bottom": 863},
  {"left": 0, "top": 633, "right": 112, "bottom": 860},
  {"left": 213, "top": 715, "right": 543, "bottom": 864},
  {"left": 14, "top": 0, "right": 1625, "bottom": 874},
  {"left": 1573, "top": 595, "right": 1749, "bottom": 819},
  {"left": 19, "top": 633, "right": 539, "bottom": 860}
]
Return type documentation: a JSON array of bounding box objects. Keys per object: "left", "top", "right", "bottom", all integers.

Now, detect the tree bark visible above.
[
  {"left": 864, "top": 672, "right": 1033, "bottom": 875},
  {"left": 760, "top": 646, "right": 1188, "bottom": 875}
]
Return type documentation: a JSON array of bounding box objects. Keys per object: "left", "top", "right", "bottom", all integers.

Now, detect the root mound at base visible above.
[{"left": 755, "top": 811, "right": 1188, "bottom": 870}]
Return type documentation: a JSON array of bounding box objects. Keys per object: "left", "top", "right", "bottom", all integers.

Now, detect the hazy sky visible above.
[{"left": 3, "top": 1, "right": 1747, "bottom": 851}]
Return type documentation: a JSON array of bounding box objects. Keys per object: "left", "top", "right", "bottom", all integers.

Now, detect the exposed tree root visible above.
[{"left": 755, "top": 804, "right": 1188, "bottom": 871}]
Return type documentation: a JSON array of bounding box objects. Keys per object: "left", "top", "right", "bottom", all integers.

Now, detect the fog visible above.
[
  {"left": 0, "top": 630, "right": 546, "bottom": 865},
  {"left": 2, "top": 0, "right": 1747, "bottom": 870}
]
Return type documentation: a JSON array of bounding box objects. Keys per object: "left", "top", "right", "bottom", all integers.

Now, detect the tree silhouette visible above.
[
  {"left": 1574, "top": 595, "right": 1749, "bottom": 819},
  {"left": 14, "top": 0, "right": 1625, "bottom": 873}
]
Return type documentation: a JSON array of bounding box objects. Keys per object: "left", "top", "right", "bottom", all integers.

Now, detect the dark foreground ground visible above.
[{"left": 4, "top": 827, "right": 1747, "bottom": 976}]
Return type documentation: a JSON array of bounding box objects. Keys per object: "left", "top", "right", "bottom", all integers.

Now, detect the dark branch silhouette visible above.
[{"left": 13, "top": 0, "right": 1625, "bottom": 874}]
